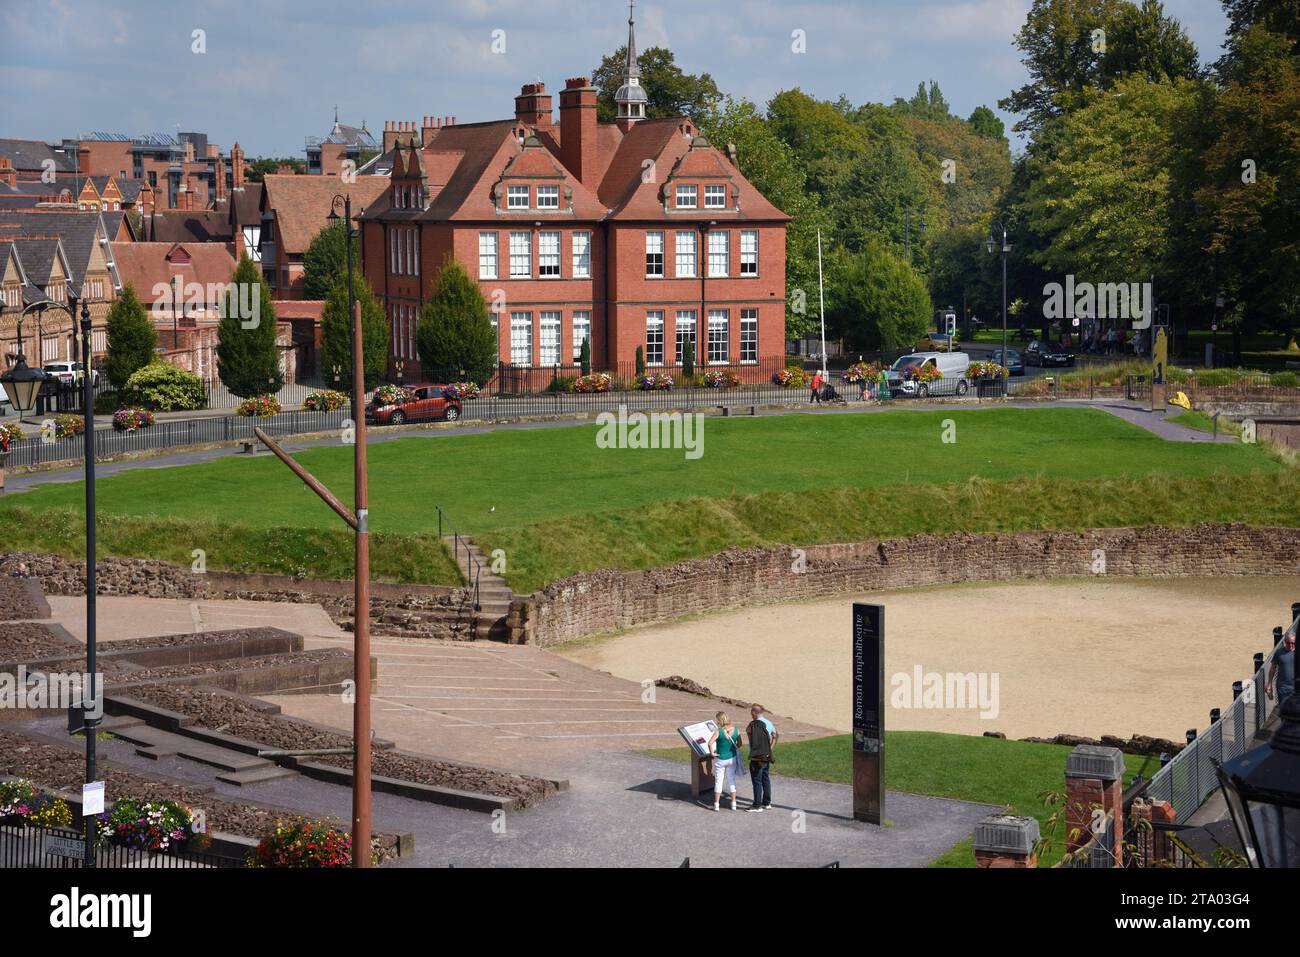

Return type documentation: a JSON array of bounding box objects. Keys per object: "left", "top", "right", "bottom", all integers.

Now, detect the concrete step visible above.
[
  {"left": 97, "top": 715, "right": 145, "bottom": 734},
  {"left": 215, "top": 765, "right": 299, "bottom": 786},
  {"left": 113, "top": 723, "right": 276, "bottom": 773}
]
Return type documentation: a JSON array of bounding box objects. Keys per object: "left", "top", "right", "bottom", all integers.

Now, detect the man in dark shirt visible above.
[
  {"left": 1267, "top": 629, "right": 1296, "bottom": 708},
  {"left": 745, "top": 704, "right": 778, "bottom": 812}
]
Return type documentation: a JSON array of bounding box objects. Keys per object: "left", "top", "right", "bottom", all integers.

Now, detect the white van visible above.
[{"left": 886, "top": 351, "right": 971, "bottom": 398}]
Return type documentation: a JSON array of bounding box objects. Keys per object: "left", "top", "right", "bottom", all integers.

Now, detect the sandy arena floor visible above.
[{"left": 560, "top": 577, "right": 1300, "bottom": 742}]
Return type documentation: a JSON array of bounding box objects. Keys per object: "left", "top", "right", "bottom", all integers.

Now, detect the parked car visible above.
[
  {"left": 41, "top": 361, "right": 99, "bottom": 388},
  {"left": 1023, "top": 341, "right": 1075, "bottom": 367},
  {"left": 914, "top": 332, "right": 957, "bottom": 353},
  {"left": 990, "top": 348, "right": 1025, "bottom": 376},
  {"left": 886, "top": 351, "right": 971, "bottom": 398},
  {"left": 365, "top": 383, "right": 462, "bottom": 425}
]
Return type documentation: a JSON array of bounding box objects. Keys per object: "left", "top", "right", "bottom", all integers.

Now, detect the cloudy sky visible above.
[{"left": 1, "top": 0, "right": 1229, "bottom": 158}]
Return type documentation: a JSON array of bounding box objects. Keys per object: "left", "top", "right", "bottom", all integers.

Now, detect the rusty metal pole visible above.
[{"left": 347, "top": 196, "right": 372, "bottom": 868}]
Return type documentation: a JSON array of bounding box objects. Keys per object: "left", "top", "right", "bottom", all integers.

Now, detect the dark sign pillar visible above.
[{"left": 852, "top": 602, "right": 885, "bottom": 824}]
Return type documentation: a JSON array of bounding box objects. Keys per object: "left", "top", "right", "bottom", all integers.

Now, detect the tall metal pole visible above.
[
  {"left": 345, "top": 195, "right": 372, "bottom": 867},
  {"left": 817, "top": 229, "right": 827, "bottom": 377},
  {"left": 78, "top": 295, "right": 97, "bottom": 868},
  {"left": 1001, "top": 228, "right": 1008, "bottom": 371}
]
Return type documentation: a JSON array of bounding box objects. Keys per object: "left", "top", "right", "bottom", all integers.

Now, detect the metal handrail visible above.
[{"left": 436, "top": 504, "right": 481, "bottom": 614}]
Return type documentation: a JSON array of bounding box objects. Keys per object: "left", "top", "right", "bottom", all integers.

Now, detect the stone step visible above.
[
  {"left": 113, "top": 723, "right": 277, "bottom": 773},
  {"left": 97, "top": 715, "right": 145, "bottom": 734},
  {"left": 215, "top": 765, "right": 300, "bottom": 787}
]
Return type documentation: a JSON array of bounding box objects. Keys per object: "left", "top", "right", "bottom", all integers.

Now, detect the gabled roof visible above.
[
  {"left": 0, "top": 210, "right": 120, "bottom": 286},
  {"left": 144, "top": 209, "right": 232, "bottom": 244},
  {"left": 110, "top": 241, "right": 238, "bottom": 303},
  {"left": 0, "top": 138, "right": 76, "bottom": 173},
  {"left": 261, "top": 173, "right": 389, "bottom": 255},
  {"left": 7, "top": 237, "right": 69, "bottom": 291},
  {"left": 213, "top": 182, "right": 265, "bottom": 227},
  {"left": 87, "top": 176, "right": 144, "bottom": 204}
]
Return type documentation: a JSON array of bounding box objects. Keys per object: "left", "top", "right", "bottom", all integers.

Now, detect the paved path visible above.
[
  {"left": 1092, "top": 402, "right": 1231, "bottom": 442},
  {"left": 13, "top": 713, "right": 993, "bottom": 867}
]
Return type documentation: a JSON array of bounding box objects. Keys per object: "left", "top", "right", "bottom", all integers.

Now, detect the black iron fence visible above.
[
  {"left": 0, "top": 821, "right": 242, "bottom": 869},
  {"left": 2, "top": 408, "right": 351, "bottom": 469},
  {"left": 1127, "top": 373, "right": 1300, "bottom": 405}
]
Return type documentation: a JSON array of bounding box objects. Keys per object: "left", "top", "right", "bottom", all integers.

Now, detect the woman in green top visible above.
[{"left": 707, "top": 711, "right": 743, "bottom": 811}]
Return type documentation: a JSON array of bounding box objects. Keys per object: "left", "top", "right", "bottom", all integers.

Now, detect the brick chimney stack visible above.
[
  {"left": 230, "top": 143, "right": 245, "bottom": 188},
  {"left": 559, "top": 76, "right": 598, "bottom": 187},
  {"left": 0, "top": 158, "right": 16, "bottom": 188},
  {"left": 515, "top": 82, "right": 553, "bottom": 129},
  {"left": 215, "top": 152, "right": 227, "bottom": 201}
]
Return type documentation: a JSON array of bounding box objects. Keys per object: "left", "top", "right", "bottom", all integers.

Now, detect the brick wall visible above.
[
  {"left": 530, "top": 524, "right": 1300, "bottom": 646},
  {"left": 0, "top": 553, "right": 472, "bottom": 640}
]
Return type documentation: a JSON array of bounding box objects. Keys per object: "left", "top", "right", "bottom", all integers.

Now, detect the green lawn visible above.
[
  {"left": 3, "top": 407, "right": 1292, "bottom": 590},
  {"left": 644, "top": 732, "right": 1157, "bottom": 868}
]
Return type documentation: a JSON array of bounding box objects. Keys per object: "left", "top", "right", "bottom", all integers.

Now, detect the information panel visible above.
[{"left": 852, "top": 603, "right": 885, "bottom": 825}]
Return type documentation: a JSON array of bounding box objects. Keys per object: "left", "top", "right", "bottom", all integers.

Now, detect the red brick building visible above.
[{"left": 358, "top": 8, "right": 788, "bottom": 379}]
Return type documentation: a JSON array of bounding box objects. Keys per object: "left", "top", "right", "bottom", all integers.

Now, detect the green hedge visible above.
[{"left": 121, "top": 362, "right": 206, "bottom": 412}]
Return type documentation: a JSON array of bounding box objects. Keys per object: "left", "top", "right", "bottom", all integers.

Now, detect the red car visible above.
[{"left": 365, "top": 384, "right": 463, "bottom": 425}]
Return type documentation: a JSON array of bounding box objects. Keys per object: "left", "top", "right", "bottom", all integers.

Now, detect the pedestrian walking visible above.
[
  {"left": 707, "top": 712, "right": 743, "bottom": 811},
  {"left": 745, "top": 704, "right": 778, "bottom": 811},
  {"left": 809, "top": 369, "right": 823, "bottom": 405},
  {"left": 1267, "top": 630, "right": 1296, "bottom": 709}
]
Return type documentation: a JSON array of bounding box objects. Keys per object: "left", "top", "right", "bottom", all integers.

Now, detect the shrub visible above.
[
  {"left": 547, "top": 375, "right": 577, "bottom": 393},
  {"left": 99, "top": 798, "right": 201, "bottom": 853},
  {"left": 1269, "top": 371, "right": 1299, "bottom": 388},
  {"left": 236, "top": 394, "right": 281, "bottom": 418},
  {"left": 303, "top": 389, "right": 348, "bottom": 412},
  {"left": 575, "top": 372, "right": 612, "bottom": 393},
  {"left": 248, "top": 817, "right": 352, "bottom": 868},
  {"left": 92, "top": 389, "right": 121, "bottom": 415},
  {"left": 112, "top": 408, "right": 156, "bottom": 432},
  {"left": 122, "top": 362, "right": 206, "bottom": 412}
]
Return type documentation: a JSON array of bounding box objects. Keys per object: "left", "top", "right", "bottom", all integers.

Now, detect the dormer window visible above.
[
  {"left": 705, "top": 184, "right": 726, "bottom": 209},
  {"left": 508, "top": 185, "right": 529, "bottom": 209},
  {"left": 676, "top": 184, "right": 697, "bottom": 209},
  {"left": 536, "top": 185, "right": 559, "bottom": 209}
]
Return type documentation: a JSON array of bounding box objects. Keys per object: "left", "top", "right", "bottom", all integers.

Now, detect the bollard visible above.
[
  {"left": 1186, "top": 729, "right": 1197, "bottom": 745},
  {"left": 1233, "top": 681, "right": 1243, "bottom": 700},
  {"left": 1275, "top": 627, "right": 1285, "bottom": 646},
  {"left": 1159, "top": 751, "right": 1171, "bottom": 767},
  {"left": 1210, "top": 708, "right": 1221, "bottom": 724},
  {"left": 1255, "top": 653, "right": 1265, "bottom": 673}
]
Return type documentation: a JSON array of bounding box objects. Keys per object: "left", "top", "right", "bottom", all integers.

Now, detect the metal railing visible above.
[
  {"left": 0, "top": 821, "right": 242, "bottom": 869},
  {"left": 1144, "top": 636, "right": 1286, "bottom": 824},
  {"left": 1060, "top": 810, "right": 1119, "bottom": 868},
  {"left": 1128, "top": 373, "right": 1300, "bottom": 405},
  {"left": 2, "top": 408, "right": 351, "bottom": 469},
  {"left": 436, "top": 504, "right": 481, "bottom": 616}
]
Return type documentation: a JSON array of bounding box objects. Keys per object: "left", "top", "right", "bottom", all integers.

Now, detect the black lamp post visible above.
[
  {"left": 986, "top": 221, "right": 1011, "bottom": 376},
  {"left": 1216, "top": 684, "right": 1300, "bottom": 867}
]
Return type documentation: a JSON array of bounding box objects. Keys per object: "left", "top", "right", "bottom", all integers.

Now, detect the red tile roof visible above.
[
  {"left": 111, "top": 241, "right": 237, "bottom": 302},
  {"left": 262, "top": 174, "right": 388, "bottom": 255}
]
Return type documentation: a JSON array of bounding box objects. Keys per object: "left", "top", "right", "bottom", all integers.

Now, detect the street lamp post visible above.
[
  {"left": 1, "top": 309, "right": 49, "bottom": 424},
  {"left": 7, "top": 290, "right": 95, "bottom": 864},
  {"left": 987, "top": 221, "right": 1012, "bottom": 387}
]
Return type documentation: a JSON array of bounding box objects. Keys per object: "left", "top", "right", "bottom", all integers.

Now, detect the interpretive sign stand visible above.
[
  {"left": 852, "top": 603, "right": 885, "bottom": 825},
  {"left": 678, "top": 721, "right": 718, "bottom": 798}
]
